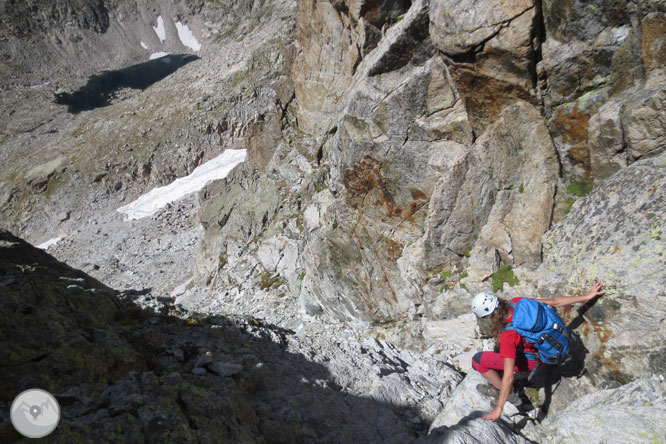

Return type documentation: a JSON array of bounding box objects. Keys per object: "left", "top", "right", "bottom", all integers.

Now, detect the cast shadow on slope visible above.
[
  {"left": 54, "top": 54, "right": 199, "bottom": 113},
  {"left": 0, "top": 229, "right": 428, "bottom": 443}
]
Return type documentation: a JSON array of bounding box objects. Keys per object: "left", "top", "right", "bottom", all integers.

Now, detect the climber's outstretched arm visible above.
[{"left": 540, "top": 280, "right": 605, "bottom": 308}]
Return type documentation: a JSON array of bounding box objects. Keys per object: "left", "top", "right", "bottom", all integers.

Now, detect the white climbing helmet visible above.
[{"left": 472, "top": 292, "right": 498, "bottom": 318}]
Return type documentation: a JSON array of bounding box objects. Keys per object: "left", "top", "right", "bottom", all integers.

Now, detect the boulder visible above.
[
  {"left": 423, "top": 419, "right": 533, "bottom": 444},
  {"left": 422, "top": 313, "right": 481, "bottom": 373},
  {"left": 24, "top": 157, "right": 65, "bottom": 188}
]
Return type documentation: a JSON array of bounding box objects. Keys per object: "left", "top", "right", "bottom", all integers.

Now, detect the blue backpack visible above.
[{"left": 504, "top": 298, "right": 571, "bottom": 365}]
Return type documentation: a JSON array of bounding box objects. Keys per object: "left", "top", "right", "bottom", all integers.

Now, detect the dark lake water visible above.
[{"left": 55, "top": 54, "right": 198, "bottom": 113}]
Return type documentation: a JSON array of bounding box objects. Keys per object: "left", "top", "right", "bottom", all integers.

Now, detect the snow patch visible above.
[
  {"left": 153, "top": 16, "right": 166, "bottom": 42},
  {"left": 150, "top": 52, "right": 171, "bottom": 60},
  {"left": 175, "top": 22, "right": 201, "bottom": 51},
  {"left": 37, "top": 237, "right": 62, "bottom": 250},
  {"left": 117, "top": 149, "right": 247, "bottom": 221},
  {"left": 140, "top": 41, "right": 149, "bottom": 49}
]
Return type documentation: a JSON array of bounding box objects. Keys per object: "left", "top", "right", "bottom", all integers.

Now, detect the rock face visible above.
[
  {"left": 291, "top": 0, "right": 413, "bottom": 134},
  {"left": 2, "top": 0, "right": 666, "bottom": 441},
  {"left": 536, "top": 151, "right": 666, "bottom": 387},
  {"left": 542, "top": 377, "right": 666, "bottom": 444},
  {"left": 541, "top": 1, "right": 666, "bottom": 179},
  {"left": 417, "top": 100, "right": 558, "bottom": 275},
  {"left": 429, "top": 0, "right": 537, "bottom": 92},
  {"left": 186, "top": 0, "right": 666, "bottom": 367},
  {"left": 424, "top": 372, "right": 532, "bottom": 444},
  {"left": 302, "top": 52, "right": 469, "bottom": 323}
]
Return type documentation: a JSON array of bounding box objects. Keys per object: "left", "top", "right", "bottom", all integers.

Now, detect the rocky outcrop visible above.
[
  {"left": 541, "top": 1, "right": 666, "bottom": 179},
  {"left": 300, "top": 49, "right": 470, "bottom": 324},
  {"left": 2, "top": 0, "right": 666, "bottom": 440},
  {"left": 542, "top": 377, "right": 666, "bottom": 444},
  {"left": 418, "top": 100, "right": 558, "bottom": 275},
  {"left": 0, "top": 230, "right": 123, "bottom": 402},
  {"left": 424, "top": 372, "right": 532, "bottom": 444},
  {"left": 291, "top": 0, "right": 413, "bottom": 134},
  {"left": 0, "top": 229, "right": 268, "bottom": 442},
  {"left": 536, "top": 151, "right": 666, "bottom": 386}
]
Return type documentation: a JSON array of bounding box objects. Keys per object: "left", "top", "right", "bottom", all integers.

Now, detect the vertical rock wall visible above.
[
  {"left": 187, "top": 0, "right": 666, "bottom": 384},
  {"left": 272, "top": 0, "right": 666, "bottom": 383}
]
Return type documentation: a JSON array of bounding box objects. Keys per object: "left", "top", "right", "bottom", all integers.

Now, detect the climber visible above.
[{"left": 471, "top": 280, "right": 605, "bottom": 422}]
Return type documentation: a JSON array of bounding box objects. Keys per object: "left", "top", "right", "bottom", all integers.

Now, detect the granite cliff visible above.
[{"left": 1, "top": 0, "right": 665, "bottom": 442}]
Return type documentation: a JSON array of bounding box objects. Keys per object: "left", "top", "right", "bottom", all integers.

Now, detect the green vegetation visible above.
[
  {"left": 440, "top": 271, "right": 469, "bottom": 292},
  {"left": 218, "top": 254, "right": 227, "bottom": 269},
  {"left": 491, "top": 265, "right": 519, "bottom": 293},
  {"left": 650, "top": 227, "right": 661, "bottom": 240},
  {"left": 519, "top": 183, "right": 524, "bottom": 193},
  {"left": 564, "top": 180, "right": 594, "bottom": 215},
  {"left": 260, "top": 272, "right": 284, "bottom": 290},
  {"left": 567, "top": 180, "right": 593, "bottom": 197}
]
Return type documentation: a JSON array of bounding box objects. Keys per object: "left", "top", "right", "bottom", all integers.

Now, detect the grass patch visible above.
[
  {"left": 567, "top": 181, "right": 593, "bottom": 197},
  {"left": 564, "top": 181, "right": 593, "bottom": 215},
  {"left": 491, "top": 264, "right": 519, "bottom": 293}
]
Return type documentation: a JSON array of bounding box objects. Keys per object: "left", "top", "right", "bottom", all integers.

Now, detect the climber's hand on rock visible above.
[{"left": 584, "top": 280, "right": 605, "bottom": 300}]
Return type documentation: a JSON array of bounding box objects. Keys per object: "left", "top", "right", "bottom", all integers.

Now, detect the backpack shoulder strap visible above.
[{"left": 503, "top": 300, "right": 517, "bottom": 331}]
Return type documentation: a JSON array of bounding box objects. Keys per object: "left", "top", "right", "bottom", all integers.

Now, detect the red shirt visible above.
[{"left": 499, "top": 297, "right": 538, "bottom": 360}]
